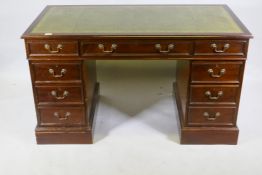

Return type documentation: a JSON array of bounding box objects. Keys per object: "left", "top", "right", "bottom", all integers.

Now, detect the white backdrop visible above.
[{"left": 0, "top": 1, "right": 262, "bottom": 175}]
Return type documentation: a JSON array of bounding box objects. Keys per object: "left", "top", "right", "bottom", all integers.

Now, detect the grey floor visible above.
[{"left": 1, "top": 1, "right": 262, "bottom": 175}]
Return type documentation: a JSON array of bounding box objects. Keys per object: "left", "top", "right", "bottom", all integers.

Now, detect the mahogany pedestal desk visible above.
[{"left": 21, "top": 5, "right": 252, "bottom": 144}]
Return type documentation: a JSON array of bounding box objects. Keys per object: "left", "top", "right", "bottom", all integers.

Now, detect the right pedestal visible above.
[{"left": 174, "top": 60, "right": 244, "bottom": 144}]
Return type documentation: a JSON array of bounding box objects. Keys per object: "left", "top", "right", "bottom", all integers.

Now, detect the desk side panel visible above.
[{"left": 175, "top": 60, "right": 190, "bottom": 126}]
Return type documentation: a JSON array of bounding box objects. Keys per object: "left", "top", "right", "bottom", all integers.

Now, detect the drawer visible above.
[
  {"left": 27, "top": 40, "right": 78, "bottom": 57},
  {"left": 189, "top": 85, "right": 239, "bottom": 105},
  {"left": 31, "top": 62, "right": 82, "bottom": 83},
  {"left": 191, "top": 61, "right": 243, "bottom": 83},
  {"left": 81, "top": 40, "right": 193, "bottom": 57},
  {"left": 187, "top": 106, "right": 236, "bottom": 126},
  {"left": 38, "top": 107, "right": 86, "bottom": 126},
  {"left": 35, "top": 86, "right": 84, "bottom": 105},
  {"left": 194, "top": 40, "right": 247, "bottom": 57}
]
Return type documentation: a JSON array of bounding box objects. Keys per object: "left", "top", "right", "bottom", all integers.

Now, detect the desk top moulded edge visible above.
[{"left": 21, "top": 5, "right": 253, "bottom": 40}]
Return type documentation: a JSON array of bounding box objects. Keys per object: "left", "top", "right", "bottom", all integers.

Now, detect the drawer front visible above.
[
  {"left": 191, "top": 61, "right": 243, "bottom": 83},
  {"left": 32, "top": 62, "right": 82, "bottom": 83},
  {"left": 38, "top": 107, "right": 86, "bottom": 126},
  {"left": 187, "top": 107, "right": 236, "bottom": 126},
  {"left": 190, "top": 85, "right": 239, "bottom": 105},
  {"left": 35, "top": 86, "right": 84, "bottom": 105},
  {"left": 81, "top": 40, "right": 193, "bottom": 57},
  {"left": 27, "top": 40, "right": 78, "bottom": 57},
  {"left": 194, "top": 40, "right": 247, "bottom": 57}
]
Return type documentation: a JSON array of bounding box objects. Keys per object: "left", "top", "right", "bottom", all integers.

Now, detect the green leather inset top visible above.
[{"left": 30, "top": 5, "right": 244, "bottom": 35}]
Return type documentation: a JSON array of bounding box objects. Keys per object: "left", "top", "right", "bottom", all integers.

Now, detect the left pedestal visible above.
[{"left": 29, "top": 60, "right": 98, "bottom": 144}]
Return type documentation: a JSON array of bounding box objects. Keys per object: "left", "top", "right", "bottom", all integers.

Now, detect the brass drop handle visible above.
[
  {"left": 53, "top": 112, "right": 70, "bottom": 120},
  {"left": 210, "top": 43, "right": 230, "bottom": 53},
  {"left": 48, "top": 68, "right": 67, "bottom": 78},
  {"left": 208, "top": 68, "right": 226, "bottom": 78},
  {"left": 51, "top": 90, "right": 69, "bottom": 100},
  {"left": 203, "top": 112, "right": 220, "bottom": 121},
  {"left": 205, "top": 90, "right": 223, "bottom": 100},
  {"left": 98, "top": 44, "right": 117, "bottom": 53},
  {"left": 44, "top": 44, "right": 63, "bottom": 53},
  {"left": 155, "top": 44, "right": 174, "bottom": 53}
]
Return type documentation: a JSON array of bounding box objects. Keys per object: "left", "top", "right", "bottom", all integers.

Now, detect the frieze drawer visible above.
[
  {"left": 27, "top": 40, "right": 79, "bottom": 57},
  {"left": 194, "top": 40, "right": 247, "bottom": 57},
  {"left": 80, "top": 40, "right": 193, "bottom": 57}
]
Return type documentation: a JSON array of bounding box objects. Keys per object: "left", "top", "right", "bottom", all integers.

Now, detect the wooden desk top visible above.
[{"left": 22, "top": 5, "right": 252, "bottom": 38}]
